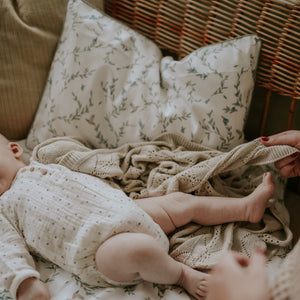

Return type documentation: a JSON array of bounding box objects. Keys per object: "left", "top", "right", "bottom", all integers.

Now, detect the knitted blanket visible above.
[{"left": 32, "top": 133, "right": 299, "bottom": 268}]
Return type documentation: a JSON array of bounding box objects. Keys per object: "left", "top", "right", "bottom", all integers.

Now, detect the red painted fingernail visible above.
[
  {"left": 261, "top": 136, "right": 269, "bottom": 142},
  {"left": 255, "top": 246, "right": 267, "bottom": 255},
  {"left": 291, "top": 153, "right": 298, "bottom": 158}
]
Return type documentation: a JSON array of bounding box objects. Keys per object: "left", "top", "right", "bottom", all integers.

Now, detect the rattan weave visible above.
[{"left": 104, "top": 0, "right": 300, "bottom": 135}]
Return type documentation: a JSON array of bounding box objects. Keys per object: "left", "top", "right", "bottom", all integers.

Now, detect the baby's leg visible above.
[
  {"left": 135, "top": 172, "right": 274, "bottom": 234},
  {"left": 95, "top": 232, "right": 208, "bottom": 300}
]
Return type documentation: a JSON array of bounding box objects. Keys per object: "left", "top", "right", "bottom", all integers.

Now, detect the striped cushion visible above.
[{"left": 0, "top": 0, "right": 103, "bottom": 140}]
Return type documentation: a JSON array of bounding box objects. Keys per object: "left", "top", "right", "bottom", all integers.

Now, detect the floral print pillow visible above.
[{"left": 26, "top": 0, "right": 261, "bottom": 151}]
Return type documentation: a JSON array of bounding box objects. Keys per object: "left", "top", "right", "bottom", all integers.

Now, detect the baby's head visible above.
[{"left": 0, "top": 134, "right": 25, "bottom": 195}]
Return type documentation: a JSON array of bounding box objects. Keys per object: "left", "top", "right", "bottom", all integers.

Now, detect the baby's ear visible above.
[{"left": 9, "top": 142, "right": 24, "bottom": 159}]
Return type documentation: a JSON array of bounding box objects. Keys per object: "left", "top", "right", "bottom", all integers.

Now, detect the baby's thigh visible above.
[{"left": 95, "top": 232, "right": 160, "bottom": 283}]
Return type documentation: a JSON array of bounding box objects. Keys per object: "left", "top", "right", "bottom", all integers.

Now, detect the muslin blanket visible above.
[{"left": 32, "top": 133, "right": 299, "bottom": 268}]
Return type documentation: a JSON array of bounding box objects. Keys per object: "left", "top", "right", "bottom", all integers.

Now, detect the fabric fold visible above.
[{"left": 32, "top": 133, "right": 299, "bottom": 268}]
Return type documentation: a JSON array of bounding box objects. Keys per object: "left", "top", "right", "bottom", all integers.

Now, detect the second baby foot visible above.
[{"left": 244, "top": 172, "right": 274, "bottom": 223}]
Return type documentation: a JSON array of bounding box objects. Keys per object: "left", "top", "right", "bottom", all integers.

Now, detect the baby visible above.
[{"left": 0, "top": 134, "right": 275, "bottom": 300}]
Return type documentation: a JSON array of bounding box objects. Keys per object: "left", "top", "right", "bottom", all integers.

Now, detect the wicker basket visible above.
[{"left": 104, "top": 0, "right": 300, "bottom": 135}]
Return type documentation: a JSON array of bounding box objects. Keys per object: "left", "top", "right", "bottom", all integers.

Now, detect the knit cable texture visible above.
[{"left": 32, "top": 133, "right": 298, "bottom": 271}]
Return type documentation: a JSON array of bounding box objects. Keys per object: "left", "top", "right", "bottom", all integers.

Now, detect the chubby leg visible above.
[
  {"left": 96, "top": 232, "right": 208, "bottom": 300},
  {"left": 135, "top": 172, "right": 274, "bottom": 234}
]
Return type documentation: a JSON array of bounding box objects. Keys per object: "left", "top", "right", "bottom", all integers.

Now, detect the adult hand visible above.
[
  {"left": 206, "top": 248, "right": 270, "bottom": 300},
  {"left": 261, "top": 130, "right": 300, "bottom": 178}
]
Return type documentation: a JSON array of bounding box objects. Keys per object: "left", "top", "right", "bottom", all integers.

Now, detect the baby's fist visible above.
[{"left": 17, "top": 277, "right": 50, "bottom": 300}]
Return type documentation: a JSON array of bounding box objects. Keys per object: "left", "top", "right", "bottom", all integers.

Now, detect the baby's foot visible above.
[
  {"left": 245, "top": 172, "right": 274, "bottom": 223},
  {"left": 177, "top": 264, "right": 209, "bottom": 300}
]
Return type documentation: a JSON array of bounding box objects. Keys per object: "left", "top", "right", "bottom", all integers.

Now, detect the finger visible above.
[
  {"left": 211, "top": 252, "right": 238, "bottom": 273},
  {"left": 231, "top": 251, "right": 250, "bottom": 267},
  {"left": 216, "top": 251, "right": 249, "bottom": 271},
  {"left": 249, "top": 248, "right": 267, "bottom": 272},
  {"left": 280, "top": 160, "right": 300, "bottom": 178},
  {"left": 261, "top": 130, "right": 300, "bottom": 148},
  {"left": 274, "top": 153, "right": 298, "bottom": 169},
  {"left": 279, "top": 162, "right": 295, "bottom": 178}
]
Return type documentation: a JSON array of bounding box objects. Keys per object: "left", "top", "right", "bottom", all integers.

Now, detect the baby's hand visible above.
[{"left": 17, "top": 277, "right": 50, "bottom": 300}]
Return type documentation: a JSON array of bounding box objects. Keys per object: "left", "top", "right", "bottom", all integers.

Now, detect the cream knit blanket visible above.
[{"left": 32, "top": 133, "right": 299, "bottom": 269}]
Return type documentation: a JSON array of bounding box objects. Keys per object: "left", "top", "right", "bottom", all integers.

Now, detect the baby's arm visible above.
[{"left": 0, "top": 214, "right": 49, "bottom": 300}]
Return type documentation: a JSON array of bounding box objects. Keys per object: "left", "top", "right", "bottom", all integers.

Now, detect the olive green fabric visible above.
[{"left": 0, "top": 0, "right": 103, "bottom": 139}]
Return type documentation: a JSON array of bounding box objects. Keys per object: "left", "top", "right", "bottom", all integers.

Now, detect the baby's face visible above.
[{"left": 0, "top": 138, "right": 24, "bottom": 195}]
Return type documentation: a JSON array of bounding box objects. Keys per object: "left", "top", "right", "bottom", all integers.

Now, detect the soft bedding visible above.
[
  {"left": 26, "top": 0, "right": 261, "bottom": 151},
  {"left": 1, "top": 0, "right": 296, "bottom": 299},
  {"left": 31, "top": 133, "right": 296, "bottom": 267},
  {"left": 1, "top": 135, "right": 298, "bottom": 299}
]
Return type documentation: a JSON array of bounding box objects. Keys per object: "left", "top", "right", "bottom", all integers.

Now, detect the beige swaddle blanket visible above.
[{"left": 32, "top": 133, "right": 299, "bottom": 269}]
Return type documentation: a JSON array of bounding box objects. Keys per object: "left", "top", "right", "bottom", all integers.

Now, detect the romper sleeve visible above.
[{"left": 0, "top": 212, "right": 40, "bottom": 299}]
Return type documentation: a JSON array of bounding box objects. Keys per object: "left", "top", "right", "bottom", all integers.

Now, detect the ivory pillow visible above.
[{"left": 26, "top": 0, "right": 261, "bottom": 150}]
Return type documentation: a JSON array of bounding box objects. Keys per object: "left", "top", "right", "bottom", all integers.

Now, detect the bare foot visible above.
[
  {"left": 177, "top": 263, "right": 209, "bottom": 300},
  {"left": 244, "top": 172, "right": 274, "bottom": 223}
]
